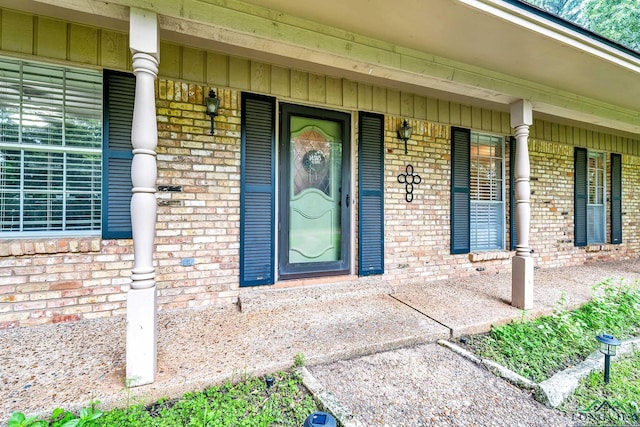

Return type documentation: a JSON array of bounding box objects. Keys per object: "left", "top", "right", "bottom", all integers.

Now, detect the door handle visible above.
[{"left": 345, "top": 194, "right": 350, "bottom": 207}]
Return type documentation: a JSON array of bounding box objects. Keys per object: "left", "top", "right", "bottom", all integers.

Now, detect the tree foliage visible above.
[
  {"left": 524, "top": 0, "right": 640, "bottom": 52},
  {"left": 580, "top": 0, "right": 640, "bottom": 51},
  {"left": 526, "top": 0, "right": 583, "bottom": 21}
]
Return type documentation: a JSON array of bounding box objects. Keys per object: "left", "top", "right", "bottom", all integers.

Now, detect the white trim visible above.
[
  {"left": 349, "top": 112, "right": 357, "bottom": 276},
  {"left": 274, "top": 98, "right": 280, "bottom": 282}
]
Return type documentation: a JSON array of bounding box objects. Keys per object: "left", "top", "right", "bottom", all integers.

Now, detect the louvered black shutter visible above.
[
  {"left": 358, "top": 112, "right": 385, "bottom": 276},
  {"left": 240, "top": 93, "right": 276, "bottom": 287},
  {"left": 574, "top": 147, "right": 588, "bottom": 247},
  {"left": 102, "top": 70, "right": 135, "bottom": 239},
  {"left": 611, "top": 153, "right": 622, "bottom": 244},
  {"left": 509, "top": 136, "right": 518, "bottom": 251},
  {"left": 451, "top": 127, "right": 471, "bottom": 254}
]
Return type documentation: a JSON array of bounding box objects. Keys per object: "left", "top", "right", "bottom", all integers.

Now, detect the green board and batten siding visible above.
[{"left": 0, "top": 10, "right": 129, "bottom": 69}]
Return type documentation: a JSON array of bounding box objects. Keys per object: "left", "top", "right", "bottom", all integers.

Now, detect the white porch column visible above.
[
  {"left": 510, "top": 100, "right": 534, "bottom": 310},
  {"left": 126, "top": 8, "right": 160, "bottom": 387}
]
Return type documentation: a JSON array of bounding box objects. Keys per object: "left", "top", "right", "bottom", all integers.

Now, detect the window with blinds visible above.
[
  {"left": 470, "top": 132, "right": 505, "bottom": 251},
  {"left": 587, "top": 151, "right": 605, "bottom": 244},
  {"left": 0, "top": 57, "right": 102, "bottom": 236}
]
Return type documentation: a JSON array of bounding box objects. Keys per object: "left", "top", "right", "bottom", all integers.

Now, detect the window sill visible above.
[
  {"left": 0, "top": 237, "right": 102, "bottom": 257},
  {"left": 585, "top": 244, "right": 618, "bottom": 253},
  {"left": 468, "top": 251, "right": 511, "bottom": 262}
]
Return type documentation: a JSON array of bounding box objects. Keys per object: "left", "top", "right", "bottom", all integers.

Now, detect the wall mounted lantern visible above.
[
  {"left": 205, "top": 89, "right": 220, "bottom": 135},
  {"left": 397, "top": 119, "right": 412, "bottom": 155},
  {"left": 596, "top": 333, "right": 621, "bottom": 383}
]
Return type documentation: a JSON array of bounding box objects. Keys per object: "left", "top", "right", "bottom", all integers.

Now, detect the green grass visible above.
[
  {"left": 562, "top": 351, "right": 640, "bottom": 426},
  {"left": 466, "top": 279, "right": 640, "bottom": 383},
  {"left": 9, "top": 369, "right": 319, "bottom": 427}
]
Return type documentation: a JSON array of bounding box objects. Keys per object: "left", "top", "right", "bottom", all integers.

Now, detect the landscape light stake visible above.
[
  {"left": 304, "top": 411, "right": 336, "bottom": 427},
  {"left": 596, "top": 334, "right": 621, "bottom": 383}
]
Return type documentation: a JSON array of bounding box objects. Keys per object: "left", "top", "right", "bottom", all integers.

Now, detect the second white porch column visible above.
[
  {"left": 511, "top": 100, "right": 534, "bottom": 310},
  {"left": 126, "top": 8, "right": 160, "bottom": 387}
]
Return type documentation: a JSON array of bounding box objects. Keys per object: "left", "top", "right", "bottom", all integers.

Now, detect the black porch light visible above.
[
  {"left": 596, "top": 333, "right": 621, "bottom": 383},
  {"left": 397, "top": 119, "right": 412, "bottom": 155},
  {"left": 205, "top": 89, "right": 220, "bottom": 135}
]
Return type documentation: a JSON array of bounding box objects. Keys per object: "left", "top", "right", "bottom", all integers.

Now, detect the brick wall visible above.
[
  {"left": 154, "top": 81, "right": 241, "bottom": 311},
  {"left": 527, "top": 139, "right": 639, "bottom": 266},
  {"left": 528, "top": 140, "right": 576, "bottom": 266},
  {"left": 0, "top": 238, "right": 130, "bottom": 328},
  {"left": 1, "top": 82, "right": 639, "bottom": 329},
  {"left": 380, "top": 119, "right": 640, "bottom": 285},
  {"left": 622, "top": 155, "right": 640, "bottom": 250},
  {"left": 382, "top": 118, "right": 512, "bottom": 285}
]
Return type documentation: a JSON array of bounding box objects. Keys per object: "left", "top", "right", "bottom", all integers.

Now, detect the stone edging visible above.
[
  {"left": 438, "top": 337, "right": 640, "bottom": 408},
  {"left": 537, "top": 336, "right": 640, "bottom": 407},
  {"left": 298, "top": 367, "right": 365, "bottom": 427},
  {"left": 437, "top": 340, "right": 537, "bottom": 390}
]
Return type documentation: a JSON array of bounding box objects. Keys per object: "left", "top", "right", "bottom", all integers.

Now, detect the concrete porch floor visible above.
[{"left": 2, "top": 260, "right": 640, "bottom": 423}]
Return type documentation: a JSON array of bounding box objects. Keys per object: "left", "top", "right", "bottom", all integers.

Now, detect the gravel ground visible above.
[
  {"left": 2, "top": 316, "right": 126, "bottom": 418},
  {"left": 0, "top": 298, "right": 445, "bottom": 424},
  {"left": 309, "top": 343, "right": 574, "bottom": 427}
]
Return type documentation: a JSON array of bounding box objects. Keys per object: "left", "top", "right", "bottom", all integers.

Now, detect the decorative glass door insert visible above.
[{"left": 279, "top": 104, "right": 350, "bottom": 279}]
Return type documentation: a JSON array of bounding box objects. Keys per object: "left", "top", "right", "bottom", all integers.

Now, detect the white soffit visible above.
[{"left": 462, "top": 0, "right": 640, "bottom": 70}]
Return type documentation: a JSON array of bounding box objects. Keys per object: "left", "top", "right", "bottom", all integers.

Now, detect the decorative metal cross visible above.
[{"left": 397, "top": 164, "right": 421, "bottom": 203}]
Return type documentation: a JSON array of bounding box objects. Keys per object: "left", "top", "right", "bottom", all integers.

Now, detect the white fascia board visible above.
[{"left": 458, "top": 0, "right": 640, "bottom": 74}]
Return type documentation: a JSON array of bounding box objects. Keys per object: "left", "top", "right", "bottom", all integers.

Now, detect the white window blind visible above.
[
  {"left": 0, "top": 58, "right": 102, "bottom": 235},
  {"left": 471, "top": 202, "right": 504, "bottom": 250},
  {"left": 470, "top": 132, "right": 505, "bottom": 251},
  {"left": 587, "top": 151, "right": 605, "bottom": 244}
]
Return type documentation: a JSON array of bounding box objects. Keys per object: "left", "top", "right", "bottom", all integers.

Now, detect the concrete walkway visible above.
[{"left": 1, "top": 260, "right": 639, "bottom": 424}]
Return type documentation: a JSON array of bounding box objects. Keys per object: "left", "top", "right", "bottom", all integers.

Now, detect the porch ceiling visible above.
[
  {"left": 244, "top": 0, "right": 640, "bottom": 108},
  {"left": 238, "top": 0, "right": 640, "bottom": 131},
  {"left": 7, "top": 0, "right": 640, "bottom": 137}
]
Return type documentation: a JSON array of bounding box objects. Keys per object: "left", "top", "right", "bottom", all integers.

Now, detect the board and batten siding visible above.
[
  {"left": 0, "top": 9, "right": 129, "bottom": 70},
  {"left": 1, "top": 7, "right": 639, "bottom": 155}
]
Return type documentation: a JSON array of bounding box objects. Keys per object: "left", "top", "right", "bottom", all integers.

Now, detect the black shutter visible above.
[
  {"left": 102, "top": 70, "right": 135, "bottom": 239},
  {"left": 574, "top": 147, "right": 588, "bottom": 247},
  {"left": 509, "top": 136, "right": 518, "bottom": 251},
  {"left": 451, "top": 127, "right": 471, "bottom": 254},
  {"left": 611, "top": 153, "right": 622, "bottom": 244},
  {"left": 240, "top": 93, "right": 276, "bottom": 287},
  {"left": 358, "top": 112, "right": 384, "bottom": 276}
]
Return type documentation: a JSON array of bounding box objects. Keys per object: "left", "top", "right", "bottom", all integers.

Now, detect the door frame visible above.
[{"left": 278, "top": 103, "right": 352, "bottom": 280}]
